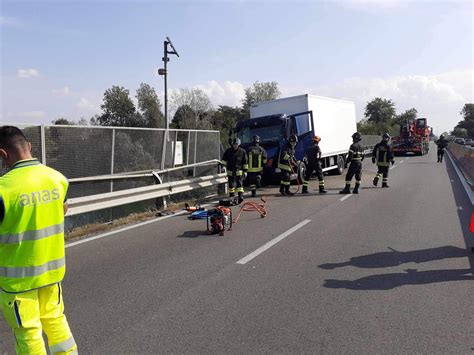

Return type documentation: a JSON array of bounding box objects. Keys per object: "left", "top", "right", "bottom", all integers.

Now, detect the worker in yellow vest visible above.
[{"left": 0, "top": 126, "right": 77, "bottom": 354}]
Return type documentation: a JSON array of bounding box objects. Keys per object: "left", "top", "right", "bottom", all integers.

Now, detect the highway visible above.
[{"left": 1, "top": 144, "right": 473, "bottom": 354}]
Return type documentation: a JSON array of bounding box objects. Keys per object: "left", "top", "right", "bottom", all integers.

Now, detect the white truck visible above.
[{"left": 233, "top": 94, "right": 357, "bottom": 182}]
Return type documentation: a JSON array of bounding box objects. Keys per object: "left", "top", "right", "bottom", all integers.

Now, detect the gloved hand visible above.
[
  {"left": 391, "top": 160, "right": 395, "bottom": 165},
  {"left": 372, "top": 157, "right": 376, "bottom": 164},
  {"left": 243, "top": 172, "right": 248, "bottom": 179}
]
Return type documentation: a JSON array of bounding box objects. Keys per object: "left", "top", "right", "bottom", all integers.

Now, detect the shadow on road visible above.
[
  {"left": 323, "top": 268, "right": 474, "bottom": 290},
  {"left": 176, "top": 230, "right": 213, "bottom": 238},
  {"left": 319, "top": 246, "right": 468, "bottom": 269}
]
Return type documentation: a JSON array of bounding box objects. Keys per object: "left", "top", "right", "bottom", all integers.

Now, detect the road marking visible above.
[
  {"left": 457, "top": 206, "right": 463, "bottom": 211},
  {"left": 390, "top": 165, "right": 397, "bottom": 170},
  {"left": 66, "top": 201, "right": 219, "bottom": 248},
  {"left": 339, "top": 194, "right": 352, "bottom": 202},
  {"left": 236, "top": 219, "right": 311, "bottom": 265},
  {"left": 406, "top": 157, "right": 410, "bottom": 160},
  {"left": 399, "top": 160, "right": 404, "bottom": 164}
]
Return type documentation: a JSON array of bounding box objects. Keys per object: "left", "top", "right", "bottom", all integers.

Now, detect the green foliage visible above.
[
  {"left": 97, "top": 86, "right": 145, "bottom": 127},
  {"left": 394, "top": 108, "right": 417, "bottom": 126},
  {"left": 451, "top": 127, "right": 468, "bottom": 138},
  {"left": 210, "top": 105, "right": 245, "bottom": 146},
  {"left": 170, "top": 88, "right": 213, "bottom": 129},
  {"left": 242, "top": 81, "right": 281, "bottom": 118},
  {"left": 136, "top": 83, "right": 164, "bottom": 128},
  {"left": 52, "top": 118, "right": 75, "bottom": 125},
  {"left": 455, "top": 103, "right": 474, "bottom": 138},
  {"left": 364, "top": 97, "right": 396, "bottom": 124}
]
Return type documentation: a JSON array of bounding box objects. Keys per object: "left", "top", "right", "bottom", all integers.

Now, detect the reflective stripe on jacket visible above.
[
  {"left": 0, "top": 159, "right": 68, "bottom": 292},
  {"left": 247, "top": 145, "right": 267, "bottom": 173}
]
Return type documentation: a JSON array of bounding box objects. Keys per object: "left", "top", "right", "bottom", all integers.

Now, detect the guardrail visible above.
[
  {"left": 447, "top": 142, "right": 474, "bottom": 189},
  {"left": 67, "top": 172, "right": 226, "bottom": 216}
]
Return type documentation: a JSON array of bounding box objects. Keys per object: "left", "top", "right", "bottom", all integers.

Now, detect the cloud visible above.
[
  {"left": 76, "top": 98, "right": 101, "bottom": 114},
  {"left": 194, "top": 80, "right": 245, "bottom": 107},
  {"left": 52, "top": 86, "right": 70, "bottom": 97},
  {"left": 17, "top": 69, "right": 40, "bottom": 79},
  {"left": 282, "top": 69, "right": 473, "bottom": 134},
  {"left": 0, "top": 16, "right": 22, "bottom": 28},
  {"left": 18, "top": 111, "right": 46, "bottom": 119},
  {"left": 336, "top": 0, "right": 412, "bottom": 11}
]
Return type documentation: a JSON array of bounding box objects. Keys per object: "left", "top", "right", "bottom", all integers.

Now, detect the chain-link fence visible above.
[{"left": 2, "top": 124, "right": 221, "bottom": 231}]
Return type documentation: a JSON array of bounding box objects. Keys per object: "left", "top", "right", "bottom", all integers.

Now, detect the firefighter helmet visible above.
[
  {"left": 231, "top": 137, "right": 241, "bottom": 146},
  {"left": 289, "top": 135, "right": 298, "bottom": 145},
  {"left": 352, "top": 132, "right": 362, "bottom": 142},
  {"left": 312, "top": 135, "right": 321, "bottom": 143},
  {"left": 253, "top": 135, "right": 260, "bottom": 143}
]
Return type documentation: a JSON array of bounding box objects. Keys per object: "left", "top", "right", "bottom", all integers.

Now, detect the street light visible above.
[{"left": 158, "top": 36, "right": 179, "bottom": 130}]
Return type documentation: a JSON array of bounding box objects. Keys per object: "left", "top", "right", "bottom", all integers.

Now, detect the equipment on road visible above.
[
  {"left": 232, "top": 198, "right": 267, "bottom": 226},
  {"left": 392, "top": 118, "right": 430, "bottom": 156},
  {"left": 207, "top": 207, "right": 233, "bottom": 236}
]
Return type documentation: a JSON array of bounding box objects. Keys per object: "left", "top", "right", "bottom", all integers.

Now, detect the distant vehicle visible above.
[
  {"left": 232, "top": 94, "right": 357, "bottom": 183},
  {"left": 392, "top": 118, "right": 430, "bottom": 155},
  {"left": 464, "top": 138, "right": 473, "bottom": 147},
  {"left": 454, "top": 138, "right": 465, "bottom": 145}
]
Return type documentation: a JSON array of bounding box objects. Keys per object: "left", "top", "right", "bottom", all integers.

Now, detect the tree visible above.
[
  {"left": 394, "top": 108, "right": 417, "bottom": 126},
  {"left": 365, "top": 97, "right": 396, "bottom": 124},
  {"left": 210, "top": 105, "right": 245, "bottom": 146},
  {"left": 96, "top": 85, "right": 145, "bottom": 127},
  {"left": 242, "top": 81, "right": 281, "bottom": 118},
  {"left": 52, "top": 118, "right": 75, "bottom": 125},
  {"left": 451, "top": 127, "right": 468, "bottom": 138},
  {"left": 455, "top": 103, "right": 474, "bottom": 138},
  {"left": 136, "top": 83, "right": 164, "bottom": 128},
  {"left": 170, "top": 88, "right": 213, "bottom": 129}
]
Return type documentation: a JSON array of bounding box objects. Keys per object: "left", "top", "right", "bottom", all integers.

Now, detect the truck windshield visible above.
[{"left": 237, "top": 124, "right": 283, "bottom": 144}]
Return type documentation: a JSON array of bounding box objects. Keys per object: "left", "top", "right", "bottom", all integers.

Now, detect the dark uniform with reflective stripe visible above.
[
  {"left": 435, "top": 137, "right": 448, "bottom": 162},
  {"left": 246, "top": 144, "right": 267, "bottom": 197},
  {"left": 372, "top": 141, "right": 394, "bottom": 187},
  {"left": 222, "top": 146, "right": 248, "bottom": 197},
  {"left": 278, "top": 145, "right": 296, "bottom": 190},
  {"left": 344, "top": 142, "right": 364, "bottom": 191},
  {"left": 303, "top": 143, "right": 326, "bottom": 193}
]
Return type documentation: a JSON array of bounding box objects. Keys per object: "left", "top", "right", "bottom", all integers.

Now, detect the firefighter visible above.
[
  {"left": 222, "top": 137, "right": 248, "bottom": 203},
  {"left": 435, "top": 134, "right": 448, "bottom": 163},
  {"left": 302, "top": 135, "right": 327, "bottom": 194},
  {"left": 372, "top": 133, "right": 395, "bottom": 188},
  {"left": 0, "top": 126, "right": 77, "bottom": 354},
  {"left": 340, "top": 132, "right": 365, "bottom": 194},
  {"left": 278, "top": 135, "right": 298, "bottom": 196},
  {"left": 246, "top": 135, "right": 267, "bottom": 197}
]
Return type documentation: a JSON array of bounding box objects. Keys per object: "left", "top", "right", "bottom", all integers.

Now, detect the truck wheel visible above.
[{"left": 331, "top": 155, "right": 345, "bottom": 175}]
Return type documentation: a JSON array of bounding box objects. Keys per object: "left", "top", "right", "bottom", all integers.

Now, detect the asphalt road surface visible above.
[{"left": 1, "top": 144, "right": 473, "bottom": 354}]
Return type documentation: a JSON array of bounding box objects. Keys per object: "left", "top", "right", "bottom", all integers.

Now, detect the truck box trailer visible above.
[{"left": 233, "top": 94, "right": 357, "bottom": 183}]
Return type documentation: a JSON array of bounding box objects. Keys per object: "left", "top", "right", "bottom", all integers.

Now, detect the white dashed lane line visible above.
[{"left": 339, "top": 194, "right": 352, "bottom": 202}]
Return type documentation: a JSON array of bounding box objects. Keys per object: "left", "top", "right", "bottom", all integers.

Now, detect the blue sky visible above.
[{"left": 1, "top": 0, "right": 472, "bottom": 134}]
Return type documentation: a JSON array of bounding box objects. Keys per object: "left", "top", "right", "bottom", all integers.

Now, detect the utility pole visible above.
[{"left": 158, "top": 36, "right": 179, "bottom": 130}]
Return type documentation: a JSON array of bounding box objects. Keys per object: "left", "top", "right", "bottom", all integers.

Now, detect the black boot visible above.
[
  {"left": 302, "top": 186, "right": 309, "bottom": 194},
  {"left": 285, "top": 185, "right": 294, "bottom": 196},
  {"left": 353, "top": 184, "right": 360, "bottom": 194},
  {"left": 319, "top": 186, "right": 327, "bottom": 194},
  {"left": 229, "top": 192, "right": 235, "bottom": 197},
  {"left": 279, "top": 185, "right": 286, "bottom": 196},
  {"left": 339, "top": 185, "right": 351, "bottom": 194},
  {"left": 251, "top": 189, "right": 256, "bottom": 197},
  {"left": 238, "top": 192, "right": 244, "bottom": 203},
  {"left": 382, "top": 183, "right": 389, "bottom": 188},
  {"left": 373, "top": 177, "right": 379, "bottom": 186}
]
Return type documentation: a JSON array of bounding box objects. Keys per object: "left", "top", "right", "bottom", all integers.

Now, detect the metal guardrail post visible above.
[
  {"left": 110, "top": 128, "right": 115, "bottom": 192},
  {"left": 193, "top": 131, "right": 198, "bottom": 177},
  {"left": 186, "top": 131, "right": 190, "bottom": 166},
  {"left": 40, "top": 125, "right": 46, "bottom": 165}
]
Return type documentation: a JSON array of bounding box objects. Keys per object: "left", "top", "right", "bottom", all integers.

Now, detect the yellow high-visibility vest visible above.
[{"left": 0, "top": 159, "right": 68, "bottom": 293}]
